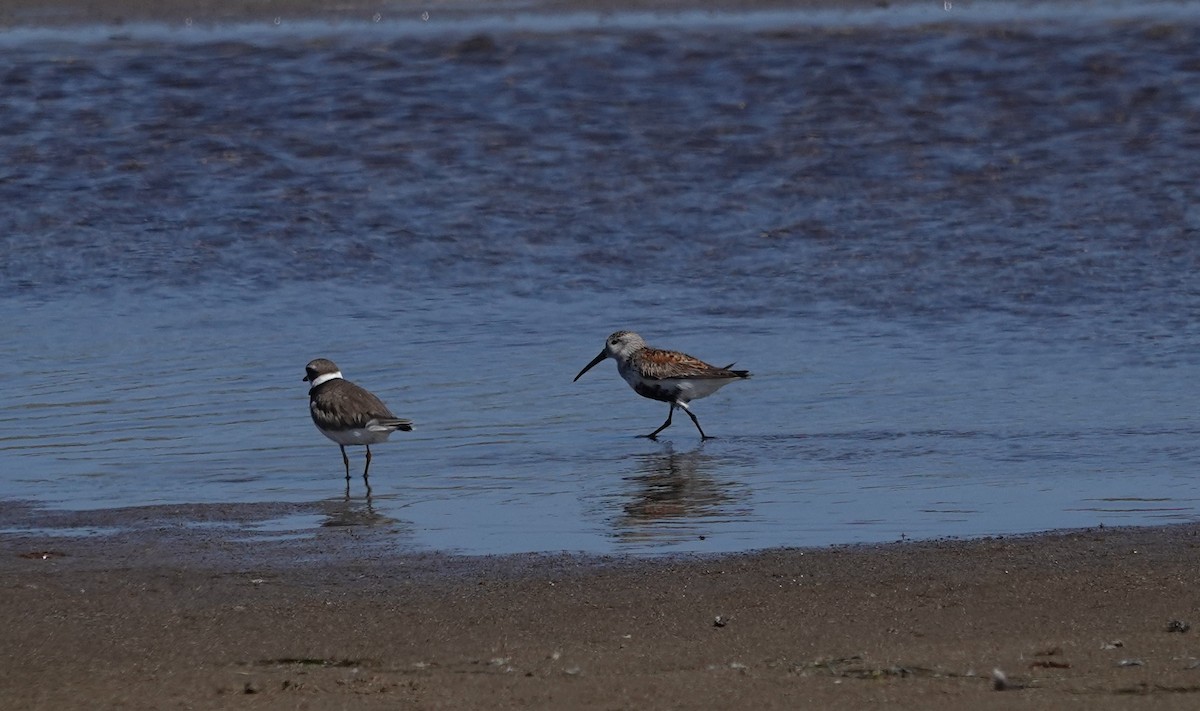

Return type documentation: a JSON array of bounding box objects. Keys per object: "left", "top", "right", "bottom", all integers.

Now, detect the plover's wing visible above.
[
  {"left": 342, "top": 383, "right": 413, "bottom": 431},
  {"left": 311, "top": 380, "right": 397, "bottom": 429}
]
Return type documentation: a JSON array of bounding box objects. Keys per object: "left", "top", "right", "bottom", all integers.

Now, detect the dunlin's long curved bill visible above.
[{"left": 574, "top": 350, "right": 609, "bottom": 381}]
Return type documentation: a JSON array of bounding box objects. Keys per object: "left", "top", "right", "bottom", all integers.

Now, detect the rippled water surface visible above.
[{"left": 1, "top": 6, "right": 1198, "bottom": 554}]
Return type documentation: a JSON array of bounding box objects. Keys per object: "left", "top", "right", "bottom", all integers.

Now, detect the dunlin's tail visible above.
[{"left": 721, "top": 363, "right": 752, "bottom": 379}]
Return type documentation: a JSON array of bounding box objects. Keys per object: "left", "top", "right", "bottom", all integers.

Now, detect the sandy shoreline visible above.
[{"left": 4, "top": 520, "right": 1200, "bottom": 709}]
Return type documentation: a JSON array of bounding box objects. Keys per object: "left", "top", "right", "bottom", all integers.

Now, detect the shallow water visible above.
[{"left": 1, "top": 6, "right": 1198, "bottom": 554}]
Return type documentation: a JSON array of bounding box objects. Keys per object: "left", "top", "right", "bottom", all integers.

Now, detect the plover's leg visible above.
[
  {"left": 640, "top": 403, "right": 676, "bottom": 439},
  {"left": 339, "top": 445, "right": 351, "bottom": 480}
]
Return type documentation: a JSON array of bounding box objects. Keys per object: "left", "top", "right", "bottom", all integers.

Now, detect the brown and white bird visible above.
[
  {"left": 303, "top": 358, "right": 413, "bottom": 490},
  {"left": 573, "top": 331, "right": 750, "bottom": 440}
]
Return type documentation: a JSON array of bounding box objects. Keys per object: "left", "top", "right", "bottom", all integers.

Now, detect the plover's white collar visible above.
[{"left": 309, "top": 371, "right": 343, "bottom": 388}]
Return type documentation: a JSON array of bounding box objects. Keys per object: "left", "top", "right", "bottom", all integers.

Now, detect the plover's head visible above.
[
  {"left": 303, "top": 358, "right": 343, "bottom": 387},
  {"left": 574, "top": 331, "right": 646, "bottom": 381}
]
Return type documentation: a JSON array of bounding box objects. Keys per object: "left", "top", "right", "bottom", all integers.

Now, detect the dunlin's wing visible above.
[{"left": 636, "top": 348, "right": 750, "bottom": 380}]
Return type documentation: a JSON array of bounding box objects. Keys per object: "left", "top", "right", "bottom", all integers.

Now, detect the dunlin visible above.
[{"left": 574, "top": 331, "right": 750, "bottom": 440}]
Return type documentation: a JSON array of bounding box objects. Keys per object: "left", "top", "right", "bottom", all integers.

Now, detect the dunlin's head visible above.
[{"left": 574, "top": 331, "right": 646, "bottom": 381}]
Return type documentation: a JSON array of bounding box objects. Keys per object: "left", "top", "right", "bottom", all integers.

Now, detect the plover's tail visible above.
[{"left": 380, "top": 417, "right": 414, "bottom": 432}]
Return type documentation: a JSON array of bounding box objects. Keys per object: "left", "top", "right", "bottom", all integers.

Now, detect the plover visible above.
[
  {"left": 573, "top": 331, "right": 750, "bottom": 440},
  {"left": 303, "top": 358, "right": 413, "bottom": 490}
]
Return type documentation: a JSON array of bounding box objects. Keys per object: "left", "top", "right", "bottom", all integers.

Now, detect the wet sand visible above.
[{"left": 4, "top": 518, "right": 1200, "bottom": 709}]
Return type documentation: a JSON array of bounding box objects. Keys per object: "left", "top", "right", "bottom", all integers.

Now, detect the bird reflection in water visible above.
[
  {"left": 615, "top": 443, "right": 749, "bottom": 545},
  {"left": 320, "top": 491, "right": 397, "bottom": 529}
]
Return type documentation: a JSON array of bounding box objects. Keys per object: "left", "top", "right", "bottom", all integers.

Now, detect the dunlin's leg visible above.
[
  {"left": 339, "top": 445, "right": 350, "bottom": 481},
  {"left": 640, "top": 403, "right": 676, "bottom": 439},
  {"left": 679, "top": 402, "right": 710, "bottom": 440}
]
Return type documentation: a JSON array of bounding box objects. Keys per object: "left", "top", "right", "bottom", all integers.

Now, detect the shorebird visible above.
[
  {"left": 573, "top": 331, "right": 750, "bottom": 440},
  {"left": 303, "top": 358, "right": 413, "bottom": 491}
]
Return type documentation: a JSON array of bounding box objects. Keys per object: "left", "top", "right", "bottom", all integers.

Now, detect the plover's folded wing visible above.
[{"left": 312, "top": 380, "right": 404, "bottom": 429}]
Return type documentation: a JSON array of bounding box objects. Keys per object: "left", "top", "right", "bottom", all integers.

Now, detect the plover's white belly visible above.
[{"left": 318, "top": 424, "right": 395, "bottom": 446}]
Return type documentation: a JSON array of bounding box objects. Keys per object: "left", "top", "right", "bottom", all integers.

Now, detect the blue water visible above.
[{"left": 1, "top": 5, "right": 1198, "bottom": 554}]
